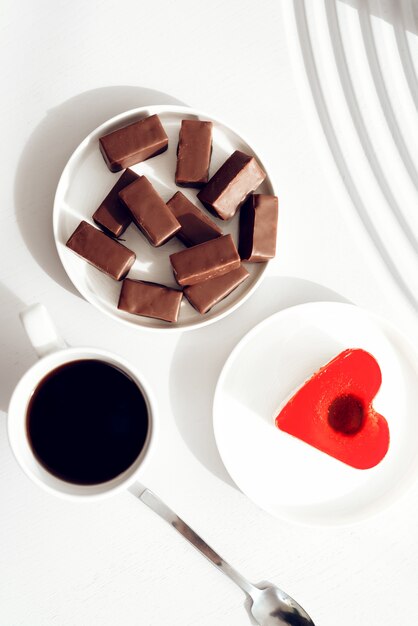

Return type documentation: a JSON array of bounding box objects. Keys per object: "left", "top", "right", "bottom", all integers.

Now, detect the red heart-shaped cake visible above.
[{"left": 275, "top": 349, "right": 390, "bottom": 469}]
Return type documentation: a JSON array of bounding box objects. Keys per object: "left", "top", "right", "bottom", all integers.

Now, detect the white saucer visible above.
[
  {"left": 213, "top": 302, "right": 418, "bottom": 525},
  {"left": 53, "top": 105, "right": 276, "bottom": 331}
]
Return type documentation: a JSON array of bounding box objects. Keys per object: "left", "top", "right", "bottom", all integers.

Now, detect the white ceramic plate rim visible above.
[{"left": 53, "top": 104, "right": 278, "bottom": 332}]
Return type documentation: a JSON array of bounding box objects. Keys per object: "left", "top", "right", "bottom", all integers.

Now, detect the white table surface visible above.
[{"left": 1, "top": 1, "right": 417, "bottom": 624}]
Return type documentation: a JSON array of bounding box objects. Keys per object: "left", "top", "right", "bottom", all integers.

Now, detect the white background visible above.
[{"left": 1, "top": 1, "right": 417, "bottom": 624}]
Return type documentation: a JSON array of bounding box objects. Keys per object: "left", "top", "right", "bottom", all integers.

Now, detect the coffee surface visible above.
[{"left": 27, "top": 360, "right": 149, "bottom": 485}]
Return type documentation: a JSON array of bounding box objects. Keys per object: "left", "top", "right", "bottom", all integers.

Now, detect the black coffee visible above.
[{"left": 27, "top": 360, "right": 149, "bottom": 485}]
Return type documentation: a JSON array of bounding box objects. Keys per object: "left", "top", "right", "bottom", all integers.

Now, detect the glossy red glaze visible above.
[{"left": 275, "top": 349, "right": 390, "bottom": 469}]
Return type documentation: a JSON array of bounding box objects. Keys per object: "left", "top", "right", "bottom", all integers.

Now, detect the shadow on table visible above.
[
  {"left": 13, "top": 86, "right": 187, "bottom": 296},
  {"left": 340, "top": 0, "right": 417, "bottom": 35},
  {"left": 169, "top": 275, "right": 350, "bottom": 487},
  {"left": 0, "top": 285, "right": 36, "bottom": 412}
]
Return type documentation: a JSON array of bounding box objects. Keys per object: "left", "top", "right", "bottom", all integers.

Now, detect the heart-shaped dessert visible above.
[{"left": 275, "top": 349, "right": 390, "bottom": 469}]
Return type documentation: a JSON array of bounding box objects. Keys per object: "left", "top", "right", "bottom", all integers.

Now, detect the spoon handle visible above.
[{"left": 133, "top": 484, "right": 259, "bottom": 598}]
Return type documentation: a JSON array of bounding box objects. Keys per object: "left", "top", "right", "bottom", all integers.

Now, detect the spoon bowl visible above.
[{"left": 250, "top": 585, "right": 315, "bottom": 626}]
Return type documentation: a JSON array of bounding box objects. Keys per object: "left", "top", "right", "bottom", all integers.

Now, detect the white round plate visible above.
[
  {"left": 53, "top": 105, "right": 276, "bottom": 331},
  {"left": 213, "top": 302, "right": 418, "bottom": 525}
]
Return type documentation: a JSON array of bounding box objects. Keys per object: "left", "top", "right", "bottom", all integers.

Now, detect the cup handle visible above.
[{"left": 20, "top": 304, "right": 67, "bottom": 359}]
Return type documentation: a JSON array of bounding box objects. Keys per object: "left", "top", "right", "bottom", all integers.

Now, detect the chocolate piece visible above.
[
  {"left": 197, "top": 150, "right": 266, "bottom": 220},
  {"left": 118, "top": 279, "right": 182, "bottom": 323},
  {"left": 99, "top": 115, "right": 168, "bottom": 172},
  {"left": 119, "top": 176, "right": 181, "bottom": 247},
  {"left": 66, "top": 221, "right": 135, "bottom": 281},
  {"left": 175, "top": 120, "right": 213, "bottom": 188},
  {"left": 166, "top": 191, "right": 222, "bottom": 247},
  {"left": 169, "top": 234, "right": 240, "bottom": 286},
  {"left": 92, "top": 169, "right": 139, "bottom": 237},
  {"left": 239, "top": 194, "right": 278, "bottom": 262},
  {"left": 184, "top": 265, "right": 249, "bottom": 314}
]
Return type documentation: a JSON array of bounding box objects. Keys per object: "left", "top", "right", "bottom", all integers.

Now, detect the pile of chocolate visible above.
[{"left": 66, "top": 114, "right": 278, "bottom": 323}]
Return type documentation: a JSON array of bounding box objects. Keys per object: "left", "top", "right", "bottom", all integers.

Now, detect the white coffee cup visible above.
[{"left": 8, "top": 304, "right": 157, "bottom": 500}]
